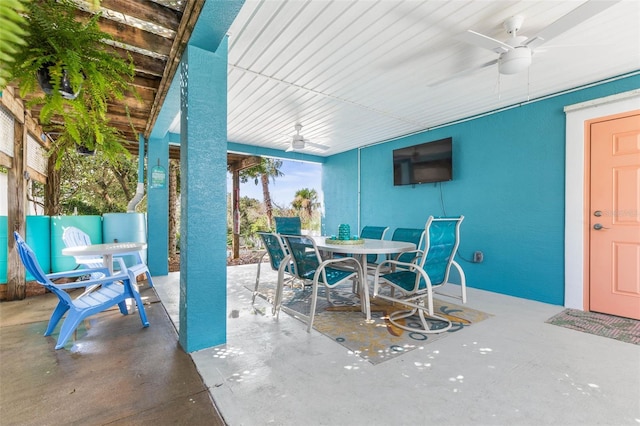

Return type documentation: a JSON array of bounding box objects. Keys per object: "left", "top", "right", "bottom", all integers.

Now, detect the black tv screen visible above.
[{"left": 393, "top": 137, "right": 452, "bottom": 185}]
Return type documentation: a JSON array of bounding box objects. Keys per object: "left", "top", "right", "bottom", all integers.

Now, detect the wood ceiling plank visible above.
[
  {"left": 75, "top": 9, "right": 173, "bottom": 57},
  {"left": 99, "top": 0, "right": 182, "bottom": 32},
  {"left": 132, "top": 75, "right": 161, "bottom": 90},
  {"left": 113, "top": 47, "right": 167, "bottom": 77}
]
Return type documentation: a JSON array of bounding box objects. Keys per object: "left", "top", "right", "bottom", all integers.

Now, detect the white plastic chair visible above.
[
  {"left": 62, "top": 226, "right": 154, "bottom": 287},
  {"left": 62, "top": 226, "right": 124, "bottom": 278}
]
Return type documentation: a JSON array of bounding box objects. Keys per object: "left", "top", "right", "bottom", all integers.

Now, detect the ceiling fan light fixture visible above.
[
  {"left": 291, "top": 136, "right": 305, "bottom": 149},
  {"left": 498, "top": 46, "right": 531, "bottom": 74}
]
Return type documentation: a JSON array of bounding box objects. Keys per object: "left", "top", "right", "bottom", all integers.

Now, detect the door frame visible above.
[{"left": 564, "top": 89, "right": 640, "bottom": 310}]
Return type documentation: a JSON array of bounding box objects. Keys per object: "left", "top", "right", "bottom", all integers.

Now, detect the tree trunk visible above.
[
  {"left": 168, "top": 159, "right": 178, "bottom": 257},
  {"left": 7, "top": 118, "right": 26, "bottom": 300},
  {"left": 232, "top": 170, "right": 240, "bottom": 259},
  {"left": 44, "top": 151, "right": 61, "bottom": 216},
  {"left": 260, "top": 173, "right": 273, "bottom": 229},
  {"left": 112, "top": 164, "right": 132, "bottom": 202}
]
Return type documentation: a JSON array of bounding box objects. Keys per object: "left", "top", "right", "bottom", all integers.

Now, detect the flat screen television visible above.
[{"left": 393, "top": 137, "right": 452, "bottom": 186}]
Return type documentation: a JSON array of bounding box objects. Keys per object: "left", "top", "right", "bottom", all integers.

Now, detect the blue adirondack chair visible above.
[
  {"left": 372, "top": 216, "right": 466, "bottom": 334},
  {"left": 14, "top": 232, "right": 149, "bottom": 349}
]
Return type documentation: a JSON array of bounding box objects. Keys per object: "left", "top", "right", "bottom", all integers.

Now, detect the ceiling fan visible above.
[
  {"left": 449, "top": 0, "right": 620, "bottom": 80},
  {"left": 285, "top": 123, "right": 330, "bottom": 152}
]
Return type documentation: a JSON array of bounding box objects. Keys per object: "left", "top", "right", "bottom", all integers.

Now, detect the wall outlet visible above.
[{"left": 473, "top": 251, "right": 484, "bottom": 263}]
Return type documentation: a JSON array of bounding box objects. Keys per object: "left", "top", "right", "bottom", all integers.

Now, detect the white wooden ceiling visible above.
[{"left": 224, "top": 0, "right": 639, "bottom": 156}]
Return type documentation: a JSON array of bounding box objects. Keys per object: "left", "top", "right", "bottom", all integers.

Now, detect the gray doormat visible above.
[{"left": 546, "top": 309, "right": 640, "bottom": 345}]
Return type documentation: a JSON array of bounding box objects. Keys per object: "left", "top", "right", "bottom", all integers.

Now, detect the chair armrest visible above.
[
  {"left": 47, "top": 267, "right": 110, "bottom": 281},
  {"left": 53, "top": 271, "right": 130, "bottom": 290},
  {"left": 319, "top": 256, "right": 361, "bottom": 271},
  {"left": 113, "top": 257, "right": 128, "bottom": 272},
  {"left": 373, "top": 259, "right": 420, "bottom": 275},
  {"left": 392, "top": 249, "right": 423, "bottom": 262}
]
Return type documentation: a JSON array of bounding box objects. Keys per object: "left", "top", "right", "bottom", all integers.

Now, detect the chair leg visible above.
[
  {"left": 45, "top": 302, "right": 69, "bottom": 336},
  {"left": 145, "top": 270, "right": 154, "bottom": 288},
  {"left": 387, "top": 300, "right": 452, "bottom": 334},
  {"left": 130, "top": 290, "right": 150, "bottom": 327},
  {"left": 307, "top": 280, "right": 321, "bottom": 333},
  {"left": 253, "top": 261, "right": 262, "bottom": 305},
  {"left": 117, "top": 301, "right": 129, "bottom": 315},
  {"left": 55, "top": 313, "right": 85, "bottom": 350}
]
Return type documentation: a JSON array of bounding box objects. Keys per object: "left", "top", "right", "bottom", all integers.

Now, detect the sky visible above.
[{"left": 226, "top": 159, "right": 323, "bottom": 207}]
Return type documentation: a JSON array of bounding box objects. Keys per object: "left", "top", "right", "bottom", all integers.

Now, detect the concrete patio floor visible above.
[
  {"left": 2, "top": 264, "right": 639, "bottom": 425},
  {"left": 154, "top": 264, "right": 640, "bottom": 426},
  {"left": 0, "top": 283, "right": 225, "bottom": 425}
]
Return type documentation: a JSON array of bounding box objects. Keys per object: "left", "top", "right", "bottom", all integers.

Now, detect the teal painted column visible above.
[
  {"left": 179, "top": 39, "right": 228, "bottom": 352},
  {"left": 147, "top": 134, "right": 169, "bottom": 275}
]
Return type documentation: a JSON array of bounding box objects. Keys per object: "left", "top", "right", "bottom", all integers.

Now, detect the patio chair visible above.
[
  {"left": 62, "top": 226, "right": 124, "bottom": 279},
  {"left": 334, "top": 225, "right": 389, "bottom": 292},
  {"left": 14, "top": 232, "right": 149, "bottom": 349},
  {"left": 390, "top": 227, "right": 425, "bottom": 263},
  {"left": 360, "top": 225, "right": 390, "bottom": 265},
  {"left": 274, "top": 216, "right": 302, "bottom": 235},
  {"left": 280, "top": 234, "right": 368, "bottom": 332},
  {"left": 367, "top": 227, "right": 425, "bottom": 274},
  {"left": 62, "top": 226, "right": 154, "bottom": 287},
  {"left": 335, "top": 225, "right": 389, "bottom": 261},
  {"left": 254, "top": 232, "right": 296, "bottom": 314},
  {"left": 372, "top": 216, "right": 466, "bottom": 334}
]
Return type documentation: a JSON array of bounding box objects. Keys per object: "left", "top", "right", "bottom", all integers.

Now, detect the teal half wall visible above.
[{"left": 323, "top": 73, "right": 640, "bottom": 305}]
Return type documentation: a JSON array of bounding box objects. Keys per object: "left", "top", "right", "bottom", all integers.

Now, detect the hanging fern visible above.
[
  {"left": 0, "top": 0, "right": 29, "bottom": 88},
  {"left": 2, "top": 0, "right": 136, "bottom": 166}
]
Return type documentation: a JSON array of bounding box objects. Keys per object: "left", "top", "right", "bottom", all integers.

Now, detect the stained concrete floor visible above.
[
  {"left": 0, "top": 283, "right": 226, "bottom": 425},
  {"left": 2, "top": 266, "right": 639, "bottom": 426},
  {"left": 155, "top": 265, "right": 640, "bottom": 426}
]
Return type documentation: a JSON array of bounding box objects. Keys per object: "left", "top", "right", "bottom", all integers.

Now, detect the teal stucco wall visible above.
[{"left": 322, "top": 73, "right": 640, "bottom": 305}]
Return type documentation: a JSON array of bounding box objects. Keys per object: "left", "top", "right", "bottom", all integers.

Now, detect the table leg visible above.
[
  {"left": 358, "top": 255, "right": 371, "bottom": 321},
  {"left": 103, "top": 254, "right": 114, "bottom": 275}
]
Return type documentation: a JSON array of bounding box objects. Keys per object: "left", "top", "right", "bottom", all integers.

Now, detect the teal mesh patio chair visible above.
[
  {"left": 360, "top": 225, "right": 390, "bottom": 265},
  {"left": 372, "top": 216, "right": 466, "bottom": 334},
  {"left": 254, "top": 232, "right": 296, "bottom": 314},
  {"left": 280, "top": 234, "right": 368, "bottom": 332},
  {"left": 368, "top": 227, "right": 425, "bottom": 273},
  {"left": 14, "top": 232, "right": 149, "bottom": 349},
  {"left": 274, "top": 216, "right": 302, "bottom": 235},
  {"left": 62, "top": 226, "right": 154, "bottom": 288},
  {"left": 390, "top": 227, "right": 426, "bottom": 263}
]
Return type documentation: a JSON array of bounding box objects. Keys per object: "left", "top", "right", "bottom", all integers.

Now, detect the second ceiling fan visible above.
[{"left": 286, "top": 123, "right": 329, "bottom": 152}]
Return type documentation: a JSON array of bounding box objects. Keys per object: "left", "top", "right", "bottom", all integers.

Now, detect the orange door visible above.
[{"left": 589, "top": 113, "right": 640, "bottom": 320}]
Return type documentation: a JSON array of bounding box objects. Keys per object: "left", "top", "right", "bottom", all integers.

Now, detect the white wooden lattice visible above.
[
  {"left": 27, "top": 134, "right": 48, "bottom": 175},
  {"left": 0, "top": 106, "right": 14, "bottom": 157}
]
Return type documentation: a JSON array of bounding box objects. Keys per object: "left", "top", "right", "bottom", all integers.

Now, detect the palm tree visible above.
[
  {"left": 239, "top": 158, "right": 284, "bottom": 228},
  {"left": 292, "top": 188, "right": 319, "bottom": 221}
]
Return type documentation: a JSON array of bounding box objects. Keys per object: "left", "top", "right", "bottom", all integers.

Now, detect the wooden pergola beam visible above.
[{"left": 144, "top": 0, "right": 205, "bottom": 139}]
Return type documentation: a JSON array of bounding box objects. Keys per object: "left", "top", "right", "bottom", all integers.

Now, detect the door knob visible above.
[
  {"left": 593, "top": 223, "right": 609, "bottom": 230},
  {"left": 593, "top": 210, "right": 602, "bottom": 217}
]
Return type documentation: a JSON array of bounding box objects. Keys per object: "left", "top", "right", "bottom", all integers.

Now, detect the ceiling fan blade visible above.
[
  {"left": 305, "top": 141, "right": 330, "bottom": 151},
  {"left": 428, "top": 59, "right": 498, "bottom": 87},
  {"left": 458, "top": 30, "right": 512, "bottom": 54},
  {"left": 285, "top": 145, "right": 294, "bottom": 152},
  {"left": 525, "top": 0, "right": 621, "bottom": 50}
]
